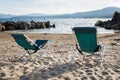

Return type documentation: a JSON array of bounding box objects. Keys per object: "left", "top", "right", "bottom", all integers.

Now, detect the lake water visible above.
[{"left": 4, "top": 18, "right": 114, "bottom": 34}]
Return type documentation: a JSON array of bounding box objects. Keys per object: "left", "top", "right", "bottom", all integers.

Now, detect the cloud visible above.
[
  {"left": 0, "top": 0, "right": 120, "bottom": 15},
  {"left": 107, "top": 2, "right": 120, "bottom": 7}
]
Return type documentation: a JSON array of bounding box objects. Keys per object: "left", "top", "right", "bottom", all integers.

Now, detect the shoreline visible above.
[
  {"left": 0, "top": 32, "right": 120, "bottom": 80},
  {"left": 2, "top": 28, "right": 115, "bottom": 34}
]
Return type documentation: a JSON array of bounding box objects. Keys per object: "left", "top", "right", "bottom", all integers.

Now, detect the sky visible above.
[{"left": 0, "top": 0, "right": 120, "bottom": 15}]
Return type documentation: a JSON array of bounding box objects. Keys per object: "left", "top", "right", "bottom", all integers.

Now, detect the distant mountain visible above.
[
  {"left": 49, "top": 7, "right": 120, "bottom": 18},
  {"left": 24, "top": 13, "right": 48, "bottom": 16},
  {"left": 0, "top": 7, "right": 120, "bottom": 20},
  {"left": 0, "top": 14, "right": 15, "bottom": 18},
  {"left": 0, "top": 13, "right": 48, "bottom": 19},
  {"left": 70, "top": 7, "right": 120, "bottom": 18}
]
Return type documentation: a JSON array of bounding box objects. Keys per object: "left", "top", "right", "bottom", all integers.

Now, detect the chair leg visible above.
[
  {"left": 70, "top": 49, "right": 79, "bottom": 64},
  {"left": 99, "top": 45, "right": 105, "bottom": 66},
  {"left": 36, "top": 42, "right": 51, "bottom": 60},
  {"left": 19, "top": 52, "right": 30, "bottom": 61},
  {"left": 37, "top": 49, "right": 47, "bottom": 59},
  {"left": 19, "top": 52, "right": 40, "bottom": 65},
  {"left": 19, "top": 41, "right": 52, "bottom": 64}
]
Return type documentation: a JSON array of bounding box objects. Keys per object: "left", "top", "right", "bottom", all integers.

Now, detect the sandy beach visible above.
[{"left": 0, "top": 32, "right": 120, "bottom": 80}]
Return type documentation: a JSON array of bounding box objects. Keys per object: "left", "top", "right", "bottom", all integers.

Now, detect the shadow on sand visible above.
[{"left": 20, "top": 62, "right": 84, "bottom": 80}]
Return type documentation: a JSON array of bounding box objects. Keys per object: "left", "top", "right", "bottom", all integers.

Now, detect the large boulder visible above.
[
  {"left": 95, "top": 20, "right": 106, "bottom": 27},
  {"left": 0, "top": 23, "right": 5, "bottom": 31},
  {"left": 16, "top": 21, "right": 30, "bottom": 30},
  {"left": 111, "top": 11, "right": 120, "bottom": 22},
  {"left": 111, "top": 23, "right": 120, "bottom": 30},
  {"left": 34, "top": 22, "right": 46, "bottom": 28},
  {"left": 45, "top": 21, "right": 55, "bottom": 28},
  {"left": 39, "top": 22, "right": 46, "bottom": 28},
  {"left": 3, "top": 21, "right": 19, "bottom": 30},
  {"left": 45, "top": 21, "right": 50, "bottom": 28},
  {"left": 29, "top": 20, "right": 36, "bottom": 29}
]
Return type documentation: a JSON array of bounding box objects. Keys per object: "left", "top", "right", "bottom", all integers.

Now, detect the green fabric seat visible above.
[
  {"left": 11, "top": 34, "right": 48, "bottom": 51},
  {"left": 72, "top": 27, "right": 104, "bottom": 66},
  {"left": 72, "top": 27, "right": 97, "bottom": 54},
  {"left": 11, "top": 33, "right": 52, "bottom": 63}
]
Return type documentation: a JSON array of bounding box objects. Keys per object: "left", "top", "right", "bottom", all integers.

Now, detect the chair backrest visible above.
[
  {"left": 11, "top": 34, "right": 36, "bottom": 50},
  {"left": 72, "top": 27, "right": 97, "bottom": 54}
]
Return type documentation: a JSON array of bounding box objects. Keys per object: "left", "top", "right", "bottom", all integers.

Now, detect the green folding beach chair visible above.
[
  {"left": 72, "top": 27, "right": 104, "bottom": 66},
  {"left": 11, "top": 33, "right": 52, "bottom": 63}
]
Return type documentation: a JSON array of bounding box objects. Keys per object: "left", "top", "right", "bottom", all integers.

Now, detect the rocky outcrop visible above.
[
  {"left": 95, "top": 11, "right": 120, "bottom": 30},
  {"left": 0, "top": 20, "right": 55, "bottom": 31}
]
